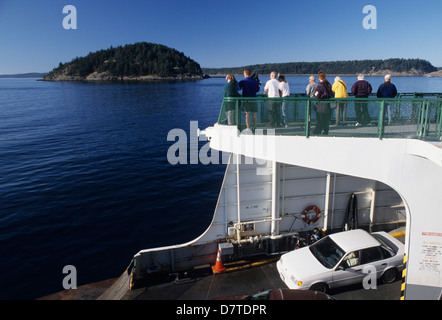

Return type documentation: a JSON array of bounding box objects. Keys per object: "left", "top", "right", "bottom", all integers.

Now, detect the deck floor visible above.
[
  {"left": 127, "top": 262, "right": 287, "bottom": 300},
  {"left": 126, "top": 261, "right": 401, "bottom": 300}
]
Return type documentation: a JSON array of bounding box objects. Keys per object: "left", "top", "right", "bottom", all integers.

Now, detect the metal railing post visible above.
[
  {"left": 417, "top": 100, "right": 427, "bottom": 139},
  {"left": 422, "top": 99, "right": 430, "bottom": 140},
  {"left": 235, "top": 99, "right": 239, "bottom": 131},
  {"left": 305, "top": 99, "right": 310, "bottom": 138},
  {"left": 218, "top": 99, "right": 225, "bottom": 124},
  {"left": 437, "top": 101, "right": 442, "bottom": 140},
  {"left": 378, "top": 100, "right": 385, "bottom": 139}
]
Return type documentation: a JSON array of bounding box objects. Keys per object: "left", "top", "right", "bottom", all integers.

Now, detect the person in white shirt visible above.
[
  {"left": 278, "top": 75, "right": 290, "bottom": 127},
  {"left": 264, "top": 72, "right": 281, "bottom": 127}
]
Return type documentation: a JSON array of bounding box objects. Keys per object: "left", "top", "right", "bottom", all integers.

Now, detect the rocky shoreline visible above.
[
  {"left": 42, "top": 71, "right": 208, "bottom": 82},
  {"left": 424, "top": 70, "right": 442, "bottom": 78},
  {"left": 364, "top": 69, "right": 442, "bottom": 77},
  {"left": 41, "top": 69, "right": 442, "bottom": 82}
]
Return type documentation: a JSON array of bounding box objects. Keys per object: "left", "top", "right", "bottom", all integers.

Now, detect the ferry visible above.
[{"left": 96, "top": 92, "right": 442, "bottom": 300}]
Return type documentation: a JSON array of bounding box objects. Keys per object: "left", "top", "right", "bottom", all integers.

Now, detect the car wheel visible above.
[
  {"left": 381, "top": 268, "right": 398, "bottom": 284},
  {"left": 310, "top": 283, "right": 328, "bottom": 293}
]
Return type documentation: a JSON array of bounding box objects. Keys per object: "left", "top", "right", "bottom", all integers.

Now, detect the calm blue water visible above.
[{"left": 1, "top": 75, "right": 442, "bottom": 299}]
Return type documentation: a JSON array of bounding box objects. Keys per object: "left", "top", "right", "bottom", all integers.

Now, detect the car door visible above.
[
  {"left": 360, "top": 246, "right": 388, "bottom": 279},
  {"left": 331, "top": 251, "right": 364, "bottom": 288}
]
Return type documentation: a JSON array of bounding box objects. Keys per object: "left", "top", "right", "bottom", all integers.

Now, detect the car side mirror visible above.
[{"left": 336, "top": 265, "right": 345, "bottom": 271}]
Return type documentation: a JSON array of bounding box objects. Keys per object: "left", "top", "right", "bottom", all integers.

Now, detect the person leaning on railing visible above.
[
  {"left": 351, "top": 74, "right": 373, "bottom": 126},
  {"left": 278, "top": 75, "right": 290, "bottom": 127},
  {"left": 238, "top": 68, "right": 260, "bottom": 130},
  {"left": 223, "top": 74, "right": 240, "bottom": 125},
  {"left": 376, "top": 74, "right": 398, "bottom": 124},
  {"left": 332, "top": 76, "right": 349, "bottom": 125},
  {"left": 313, "top": 71, "right": 333, "bottom": 135},
  {"left": 306, "top": 76, "right": 318, "bottom": 130},
  {"left": 264, "top": 72, "right": 282, "bottom": 127},
  {"left": 306, "top": 75, "right": 317, "bottom": 98}
]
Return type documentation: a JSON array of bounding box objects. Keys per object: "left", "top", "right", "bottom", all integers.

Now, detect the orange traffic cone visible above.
[{"left": 211, "top": 249, "right": 226, "bottom": 273}]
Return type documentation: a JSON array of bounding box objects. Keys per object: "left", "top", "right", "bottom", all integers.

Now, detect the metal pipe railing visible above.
[{"left": 218, "top": 94, "right": 442, "bottom": 141}]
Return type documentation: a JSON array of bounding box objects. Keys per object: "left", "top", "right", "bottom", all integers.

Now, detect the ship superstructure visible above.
[{"left": 105, "top": 93, "right": 442, "bottom": 300}]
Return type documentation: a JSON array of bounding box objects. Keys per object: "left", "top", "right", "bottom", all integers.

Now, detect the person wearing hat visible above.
[{"left": 377, "top": 74, "right": 398, "bottom": 124}]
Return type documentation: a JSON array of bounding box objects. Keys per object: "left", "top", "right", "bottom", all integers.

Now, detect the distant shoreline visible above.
[
  {"left": 207, "top": 71, "right": 442, "bottom": 78},
  {"left": 40, "top": 73, "right": 208, "bottom": 82},
  {"left": 2, "top": 71, "right": 442, "bottom": 80},
  {"left": 0, "top": 72, "right": 48, "bottom": 79},
  {"left": 202, "top": 58, "right": 441, "bottom": 78}
]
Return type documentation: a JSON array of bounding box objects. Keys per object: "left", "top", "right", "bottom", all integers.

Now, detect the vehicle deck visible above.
[
  {"left": 40, "top": 229, "right": 405, "bottom": 300},
  {"left": 124, "top": 259, "right": 401, "bottom": 300},
  {"left": 124, "top": 229, "right": 406, "bottom": 300}
]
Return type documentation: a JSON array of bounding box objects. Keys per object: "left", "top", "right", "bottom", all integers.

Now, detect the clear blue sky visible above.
[{"left": 1, "top": 0, "right": 441, "bottom": 74}]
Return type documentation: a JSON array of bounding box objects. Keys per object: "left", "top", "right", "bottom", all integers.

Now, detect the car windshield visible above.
[{"left": 309, "top": 236, "right": 345, "bottom": 269}]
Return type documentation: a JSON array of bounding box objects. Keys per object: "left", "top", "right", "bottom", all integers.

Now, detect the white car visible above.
[{"left": 277, "top": 229, "right": 404, "bottom": 293}]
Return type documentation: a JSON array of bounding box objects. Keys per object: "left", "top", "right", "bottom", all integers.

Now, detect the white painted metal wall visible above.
[
  {"left": 134, "top": 151, "right": 405, "bottom": 278},
  {"left": 214, "top": 154, "right": 405, "bottom": 240},
  {"left": 205, "top": 124, "right": 442, "bottom": 300}
]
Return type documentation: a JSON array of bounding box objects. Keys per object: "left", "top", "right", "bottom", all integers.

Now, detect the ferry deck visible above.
[{"left": 43, "top": 93, "right": 442, "bottom": 300}]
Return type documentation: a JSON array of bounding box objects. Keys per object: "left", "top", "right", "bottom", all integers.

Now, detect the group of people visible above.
[
  {"left": 223, "top": 68, "right": 290, "bottom": 129},
  {"left": 309, "top": 72, "right": 398, "bottom": 134},
  {"left": 223, "top": 69, "right": 398, "bottom": 134}
]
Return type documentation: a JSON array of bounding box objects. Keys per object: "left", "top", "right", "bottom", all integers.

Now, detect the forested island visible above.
[
  {"left": 203, "top": 58, "right": 439, "bottom": 77},
  {"left": 42, "top": 43, "right": 440, "bottom": 82},
  {"left": 43, "top": 42, "right": 205, "bottom": 81}
]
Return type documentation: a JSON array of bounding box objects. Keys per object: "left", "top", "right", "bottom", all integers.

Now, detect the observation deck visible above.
[{"left": 215, "top": 92, "right": 442, "bottom": 140}]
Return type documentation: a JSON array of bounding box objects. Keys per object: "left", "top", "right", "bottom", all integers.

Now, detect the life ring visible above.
[{"left": 302, "top": 205, "right": 320, "bottom": 225}]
